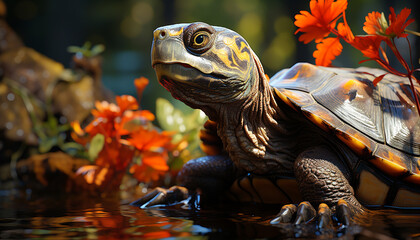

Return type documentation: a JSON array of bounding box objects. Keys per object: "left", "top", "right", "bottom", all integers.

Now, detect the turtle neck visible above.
[{"left": 215, "top": 68, "right": 300, "bottom": 175}]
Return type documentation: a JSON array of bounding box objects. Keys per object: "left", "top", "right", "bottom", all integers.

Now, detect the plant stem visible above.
[
  {"left": 405, "top": 29, "right": 420, "bottom": 37},
  {"left": 407, "top": 74, "right": 420, "bottom": 116}
]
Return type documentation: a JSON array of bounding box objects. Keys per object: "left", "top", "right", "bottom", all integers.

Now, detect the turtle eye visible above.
[
  {"left": 192, "top": 31, "right": 210, "bottom": 48},
  {"left": 186, "top": 30, "right": 212, "bottom": 54},
  {"left": 183, "top": 23, "right": 215, "bottom": 54}
]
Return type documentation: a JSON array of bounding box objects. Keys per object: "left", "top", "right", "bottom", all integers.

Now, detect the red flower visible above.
[
  {"left": 294, "top": 1, "right": 420, "bottom": 115},
  {"left": 363, "top": 7, "right": 414, "bottom": 38},
  {"left": 294, "top": 0, "right": 348, "bottom": 44},
  {"left": 386, "top": 7, "right": 414, "bottom": 38},
  {"left": 351, "top": 35, "right": 383, "bottom": 60}
]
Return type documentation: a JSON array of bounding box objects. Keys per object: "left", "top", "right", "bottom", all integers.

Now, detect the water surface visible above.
[{"left": 0, "top": 192, "right": 419, "bottom": 239}]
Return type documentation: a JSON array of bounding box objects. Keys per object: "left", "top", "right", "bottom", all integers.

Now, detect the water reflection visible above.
[{"left": 0, "top": 193, "right": 420, "bottom": 239}]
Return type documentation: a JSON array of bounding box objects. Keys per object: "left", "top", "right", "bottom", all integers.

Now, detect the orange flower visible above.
[
  {"left": 134, "top": 77, "right": 149, "bottom": 101},
  {"left": 116, "top": 95, "right": 138, "bottom": 112},
  {"left": 142, "top": 151, "right": 169, "bottom": 172},
  {"left": 337, "top": 21, "right": 354, "bottom": 42},
  {"left": 70, "top": 77, "right": 178, "bottom": 185},
  {"left": 116, "top": 110, "right": 155, "bottom": 136},
  {"left": 313, "top": 37, "right": 343, "bottom": 66},
  {"left": 83, "top": 95, "right": 154, "bottom": 139},
  {"left": 351, "top": 35, "right": 383, "bottom": 60},
  {"left": 294, "top": 0, "right": 348, "bottom": 43},
  {"left": 129, "top": 152, "right": 169, "bottom": 183},
  {"left": 127, "top": 127, "right": 172, "bottom": 152},
  {"left": 363, "top": 11, "right": 384, "bottom": 35},
  {"left": 95, "top": 138, "right": 134, "bottom": 170},
  {"left": 127, "top": 127, "right": 172, "bottom": 182},
  {"left": 295, "top": 1, "right": 420, "bottom": 115},
  {"left": 70, "top": 121, "right": 90, "bottom": 145},
  {"left": 85, "top": 101, "right": 120, "bottom": 138},
  {"left": 386, "top": 7, "right": 414, "bottom": 38},
  {"left": 363, "top": 8, "right": 414, "bottom": 38}
]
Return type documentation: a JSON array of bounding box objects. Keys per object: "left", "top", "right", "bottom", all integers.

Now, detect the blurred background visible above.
[{"left": 4, "top": 0, "right": 419, "bottom": 112}]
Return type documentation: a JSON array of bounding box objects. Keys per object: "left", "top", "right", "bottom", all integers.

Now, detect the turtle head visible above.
[{"left": 152, "top": 22, "right": 265, "bottom": 115}]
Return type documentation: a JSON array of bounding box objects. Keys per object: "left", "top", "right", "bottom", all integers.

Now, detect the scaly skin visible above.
[{"left": 133, "top": 22, "right": 368, "bottom": 226}]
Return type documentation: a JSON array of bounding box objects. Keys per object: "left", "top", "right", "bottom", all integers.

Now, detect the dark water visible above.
[{"left": 0, "top": 192, "right": 420, "bottom": 239}]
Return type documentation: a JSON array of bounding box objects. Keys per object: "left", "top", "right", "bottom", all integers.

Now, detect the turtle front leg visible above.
[
  {"left": 272, "top": 146, "right": 366, "bottom": 226},
  {"left": 131, "top": 155, "right": 235, "bottom": 208}
]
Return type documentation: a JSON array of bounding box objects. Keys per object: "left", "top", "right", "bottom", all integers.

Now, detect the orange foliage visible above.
[
  {"left": 294, "top": 1, "right": 415, "bottom": 68},
  {"left": 313, "top": 37, "right": 342, "bottom": 66},
  {"left": 294, "top": 0, "right": 347, "bottom": 44},
  {"left": 351, "top": 35, "right": 383, "bottom": 60},
  {"left": 134, "top": 77, "right": 149, "bottom": 100},
  {"left": 363, "top": 11, "right": 384, "bottom": 35},
  {"left": 386, "top": 8, "right": 414, "bottom": 38},
  {"left": 294, "top": 1, "right": 420, "bottom": 114},
  {"left": 71, "top": 77, "right": 173, "bottom": 189}
]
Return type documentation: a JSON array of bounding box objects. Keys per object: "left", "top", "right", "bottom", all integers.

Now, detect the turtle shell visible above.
[{"left": 270, "top": 63, "right": 420, "bottom": 185}]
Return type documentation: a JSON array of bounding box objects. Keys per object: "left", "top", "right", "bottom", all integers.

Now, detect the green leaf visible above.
[
  {"left": 67, "top": 41, "right": 105, "bottom": 58},
  {"left": 60, "top": 142, "right": 87, "bottom": 158},
  {"left": 156, "top": 98, "right": 177, "bottom": 131},
  {"left": 185, "top": 109, "right": 207, "bottom": 130},
  {"left": 83, "top": 41, "right": 92, "bottom": 50},
  {"left": 91, "top": 44, "right": 105, "bottom": 56},
  {"left": 39, "top": 137, "right": 58, "bottom": 153},
  {"left": 88, "top": 134, "right": 105, "bottom": 161},
  {"left": 67, "top": 46, "right": 83, "bottom": 54}
]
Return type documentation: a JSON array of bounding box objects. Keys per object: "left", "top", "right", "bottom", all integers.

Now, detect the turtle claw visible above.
[
  {"left": 271, "top": 199, "right": 353, "bottom": 228},
  {"left": 294, "top": 201, "right": 316, "bottom": 224},
  {"left": 270, "top": 204, "right": 297, "bottom": 224},
  {"left": 336, "top": 199, "right": 352, "bottom": 226},
  {"left": 271, "top": 201, "right": 316, "bottom": 225},
  {"left": 130, "top": 186, "right": 189, "bottom": 208},
  {"left": 317, "top": 203, "right": 333, "bottom": 229}
]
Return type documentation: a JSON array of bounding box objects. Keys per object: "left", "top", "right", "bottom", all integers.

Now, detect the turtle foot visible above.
[
  {"left": 130, "top": 186, "right": 190, "bottom": 208},
  {"left": 270, "top": 199, "right": 353, "bottom": 228}
]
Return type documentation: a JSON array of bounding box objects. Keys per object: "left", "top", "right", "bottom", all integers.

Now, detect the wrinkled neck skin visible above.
[{"left": 210, "top": 69, "right": 300, "bottom": 176}]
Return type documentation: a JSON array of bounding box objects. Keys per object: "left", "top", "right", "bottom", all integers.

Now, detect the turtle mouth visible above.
[
  {"left": 152, "top": 61, "right": 193, "bottom": 69},
  {"left": 153, "top": 62, "right": 206, "bottom": 91},
  {"left": 154, "top": 62, "right": 228, "bottom": 84}
]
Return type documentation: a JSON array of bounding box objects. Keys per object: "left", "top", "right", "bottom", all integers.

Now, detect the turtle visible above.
[{"left": 131, "top": 22, "right": 420, "bottom": 226}]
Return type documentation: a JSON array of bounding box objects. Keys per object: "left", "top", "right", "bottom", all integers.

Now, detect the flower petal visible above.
[
  {"left": 363, "top": 11, "right": 383, "bottom": 35},
  {"left": 116, "top": 95, "right": 138, "bottom": 112},
  {"left": 386, "top": 7, "right": 414, "bottom": 38},
  {"left": 313, "top": 37, "right": 342, "bottom": 66},
  {"left": 294, "top": 0, "right": 347, "bottom": 44},
  {"left": 351, "top": 35, "right": 385, "bottom": 59},
  {"left": 134, "top": 77, "right": 149, "bottom": 101}
]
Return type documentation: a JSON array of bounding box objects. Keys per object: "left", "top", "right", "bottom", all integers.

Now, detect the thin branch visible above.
[
  {"left": 390, "top": 38, "right": 410, "bottom": 73},
  {"left": 406, "top": 37, "right": 414, "bottom": 72},
  {"left": 407, "top": 74, "right": 420, "bottom": 115},
  {"left": 405, "top": 29, "right": 420, "bottom": 37}
]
